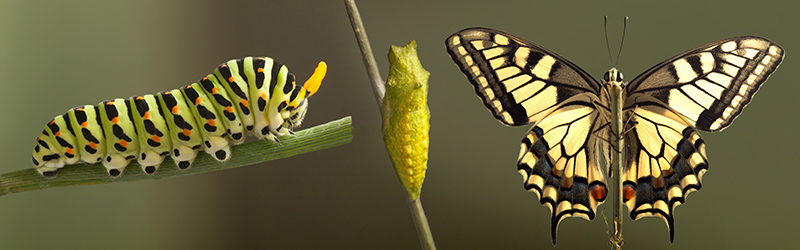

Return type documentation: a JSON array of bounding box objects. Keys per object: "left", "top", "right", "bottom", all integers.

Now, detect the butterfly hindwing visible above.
[
  {"left": 626, "top": 36, "right": 784, "bottom": 132},
  {"left": 445, "top": 27, "right": 602, "bottom": 126},
  {"left": 517, "top": 93, "right": 608, "bottom": 244},
  {"left": 622, "top": 95, "right": 709, "bottom": 242}
]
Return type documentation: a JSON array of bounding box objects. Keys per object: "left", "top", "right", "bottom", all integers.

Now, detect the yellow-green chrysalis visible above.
[{"left": 382, "top": 41, "right": 430, "bottom": 200}]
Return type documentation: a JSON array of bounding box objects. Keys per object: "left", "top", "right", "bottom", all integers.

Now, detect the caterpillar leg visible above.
[
  {"left": 103, "top": 154, "right": 134, "bottom": 177},
  {"left": 203, "top": 136, "right": 232, "bottom": 162},
  {"left": 169, "top": 145, "right": 200, "bottom": 170},
  {"left": 138, "top": 151, "right": 168, "bottom": 174}
]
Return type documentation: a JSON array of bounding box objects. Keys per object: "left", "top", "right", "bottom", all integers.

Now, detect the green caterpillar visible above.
[{"left": 32, "top": 56, "right": 327, "bottom": 178}]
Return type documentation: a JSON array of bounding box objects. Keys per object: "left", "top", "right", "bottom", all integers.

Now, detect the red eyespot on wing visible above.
[
  {"left": 623, "top": 184, "right": 636, "bottom": 202},
  {"left": 590, "top": 184, "right": 608, "bottom": 201}
]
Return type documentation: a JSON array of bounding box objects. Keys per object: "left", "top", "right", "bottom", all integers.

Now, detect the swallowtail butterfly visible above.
[
  {"left": 445, "top": 27, "right": 783, "bottom": 243},
  {"left": 32, "top": 56, "right": 327, "bottom": 178}
]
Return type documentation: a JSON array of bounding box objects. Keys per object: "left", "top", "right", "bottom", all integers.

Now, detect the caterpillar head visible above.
[
  {"left": 32, "top": 129, "right": 66, "bottom": 178},
  {"left": 283, "top": 61, "right": 326, "bottom": 128}
]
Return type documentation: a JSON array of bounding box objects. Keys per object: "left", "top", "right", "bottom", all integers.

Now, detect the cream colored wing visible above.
[
  {"left": 622, "top": 95, "right": 708, "bottom": 243},
  {"left": 445, "top": 27, "right": 603, "bottom": 127},
  {"left": 621, "top": 36, "right": 783, "bottom": 242},
  {"left": 517, "top": 94, "right": 609, "bottom": 244},
  {"left": 626, "top": 36, "right": 784, "bottom": 132}
]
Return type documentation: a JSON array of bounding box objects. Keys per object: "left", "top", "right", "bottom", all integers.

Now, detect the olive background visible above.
[{"left": 1, "top": 0, "right": 797, "bottom": 249}]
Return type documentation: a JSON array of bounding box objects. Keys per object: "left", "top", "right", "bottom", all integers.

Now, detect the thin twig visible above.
[
  {"left": 409, "top": 198, "right": 436, "bottom": 250},
  {"left": 344, "top": 0, "right": 385, "bottom": 106}
]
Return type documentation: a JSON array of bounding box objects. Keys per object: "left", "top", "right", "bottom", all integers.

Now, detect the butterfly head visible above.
[
  {"left": 603, "top": 68, "right": 625, "bottom": 89},
  {"left": 603, "top": 68, "right": 624, "bottom": 83}
]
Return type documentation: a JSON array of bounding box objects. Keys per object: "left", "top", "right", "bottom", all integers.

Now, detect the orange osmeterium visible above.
[{"left": 303, "top": 61, "right": 327, "bottom": 97}]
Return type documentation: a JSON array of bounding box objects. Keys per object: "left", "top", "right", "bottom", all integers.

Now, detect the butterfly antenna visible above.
[
  {"left": 615, "top": 16, "right": 628, "bottom": 65},
  {"left": 604, "top": 15, "right": 614, "bottom": 65}
]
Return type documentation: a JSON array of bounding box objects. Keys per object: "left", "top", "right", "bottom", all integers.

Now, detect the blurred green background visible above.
[{"left": 1, "top": 0, "right": 797, "bottom": 249}]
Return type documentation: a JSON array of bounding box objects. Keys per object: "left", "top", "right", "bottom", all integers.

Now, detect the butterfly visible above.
[{"left": 444, "top": 27, "right": 783, "bottom": 244}]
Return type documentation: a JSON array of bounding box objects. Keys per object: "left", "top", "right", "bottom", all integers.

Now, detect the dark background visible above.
[{"left": 1, "top": 0, "right": 797, "bottom": 249}]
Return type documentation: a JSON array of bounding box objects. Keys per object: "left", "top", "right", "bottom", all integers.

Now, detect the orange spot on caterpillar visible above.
[
  {"left": 112, "top": 117, "right": 120, "bottom": 124},
  {"left": 208, "top": 119, "right": 216, "bottom": 126},
  {"left": 164, "top": 91, "right": 171, "bottom": 95},
  {"left": 172, "top": 106, "right": 179, "bottom": 114},
  {"left": 212, "top": 87, "right": 218, "bottom": 94},
  {"left": 81, "top": 122, "right": 88, "bottom": 128},
  {"left": 89, "top": 142, "right": 97, "bottom": 149},
  {"left": 65, "top": 148, "right": 74, "bottom": 155},
  {"left": 195, "top": 97, "right": 201, "bottom": 105},
  {"left": 202, "top": 77, "right": 208, "bottom": 81},
  {"left": 151, "top": 135, "right": 161, "bottom": 142},
  {"left": 240, "top": 100, "right": 249, "bottom": 107},
  {"left": 106, "top": 102, "right": 115, "bottom": 105},
  {"left": 228, "top": 77, "right": 234, "bottom": 83},
  {"left": 226, "top": 106, "right": 233, "bottom": 113},
  {"left": 136, "top": 96, "right": 145, "bottom": 100},
  {"left": 77, "top": 108, "right": 85, "bottom": 111},
  {"left": 118, "top": 140, "right": 128, "bottom": 147},
  {"left": 49, "top": 120, "right": 55, "bottom": 125},
  {"left": 260, "top": 93, "right": 267, "bottom": 100},
  {"left": 143, "top": 111, "right": 151, "bottom": 119},
  {"left": 55, "top": 131, "right": 61, "bottom": 136},
  {"left": 220, "top": 65, "right": 227, "bottom": 68},
  {"left": 257, "top": 68, "right": 265, "bottom": 73},
  {"left": 182, "top": 129, "right": 191, "bottom": 136}
]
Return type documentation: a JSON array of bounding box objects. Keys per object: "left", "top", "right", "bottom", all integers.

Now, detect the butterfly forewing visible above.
[
  {"left": 445, "top": 27, "right": 603, "bottom": 126},
  {"left": 626, "top": 36, "right": 784, "bottom": 132}
]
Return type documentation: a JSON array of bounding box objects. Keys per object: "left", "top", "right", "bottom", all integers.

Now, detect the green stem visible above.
[
  {"left": 344, "top": 0, "right": 385, "bottom": 106},
  {"left": 0, "top": 116, "right": 352, "bottom": 197},
  {"left": 409, "top": 198, "right": 436, "bottom": 250}
]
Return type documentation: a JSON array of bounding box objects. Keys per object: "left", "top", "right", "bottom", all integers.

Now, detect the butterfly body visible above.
[{"left": 445, "top": 27, "right": 783, "bottom": 244}]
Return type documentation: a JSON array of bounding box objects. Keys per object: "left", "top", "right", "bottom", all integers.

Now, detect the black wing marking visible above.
[
  {"left": 445, "top": 27, "right": 603, "bottom": 126},
  {"left": 622, "top": 95, "right": 708, "bottom": 242},
  {"left": 626, "top": 36, "right": 784, "bottom": 132},
  {"left": 516, "top": 94, "right": 608, "bottom": 244}
]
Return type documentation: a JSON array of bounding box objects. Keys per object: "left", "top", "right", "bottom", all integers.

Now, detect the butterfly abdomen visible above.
[{"left": 32, "top": 57, "right": 327, "bottom": 178}]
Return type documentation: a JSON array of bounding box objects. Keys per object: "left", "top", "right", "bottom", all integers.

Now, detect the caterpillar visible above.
[{"left": 32, "top": 56, "right": 327, "bottom": 178}]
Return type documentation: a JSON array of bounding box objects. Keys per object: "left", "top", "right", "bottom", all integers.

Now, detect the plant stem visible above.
[
  {"left": 0, "top": 116, "right": 352, "bottom": 197},
  {"left": 409, "top": 198, "right": 436, "bottom": 250},
  {"left": 344, "top": 0, "right": 384, "bottom": 106}
]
